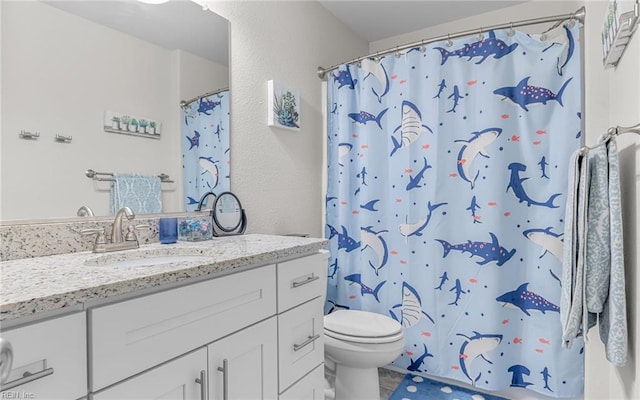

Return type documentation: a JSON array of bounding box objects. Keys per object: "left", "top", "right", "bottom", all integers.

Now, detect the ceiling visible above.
[
  {"left": 43, "top": 0, "right": 229, "bottom": 66},
  {"left": 318, "top": 1, "right": 528, "bottom": 42},
  {"left": 43, "top": 0, "right": 528, "bottom": 66}
]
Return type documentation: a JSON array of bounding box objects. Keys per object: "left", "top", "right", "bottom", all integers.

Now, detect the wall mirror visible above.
[{"left": 0, "top": 0, "right": 229, "bottom": 222}]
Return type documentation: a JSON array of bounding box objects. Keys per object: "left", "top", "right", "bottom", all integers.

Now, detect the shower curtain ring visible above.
[
  {"left": 419, "top": 40, "right": 426, "bottom": 53},
  {"left": 508, "top": 22, "right": 515, "bottom": 37},
  {"left": 477, "top": 28, "right": 484, "bottom": 41},
  {"left": 395, "top": 46, "right": 401, "bottom": 58},
  {"left": 446, "top": 34, "right": 453, "bottom": 47}
]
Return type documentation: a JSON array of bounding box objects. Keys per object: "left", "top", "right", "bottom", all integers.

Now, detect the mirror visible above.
[
  {"left": 0, "top": 0, "right": 229, "bottom": 222},
  {"left": 212, "top": 192, "right": 246, "bottom": 236}
]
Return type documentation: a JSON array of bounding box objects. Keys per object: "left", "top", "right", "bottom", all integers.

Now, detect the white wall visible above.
[
  {"left": 0, "top": 1, "right": 228, "bottom": 220},
  {"left": 204, "top": 1, "right": 368, "bottom": 237},
  {"left": 372, "top": 1, "right": 640, "bottom": 399},
  {"left": 177, "top": 49, "right": 229, "bottom": 101},
  {"left": 592, "top": 1, "right": 640, "bottom": 398}
]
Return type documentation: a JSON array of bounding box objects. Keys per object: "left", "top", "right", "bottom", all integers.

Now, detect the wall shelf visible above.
[
  {"left": 603, "top": 3, "right": 639, "bottom": 69},
  {"left": 103, "top": 110, "right": 162, "bottom": 139},
  {"left": 104, "top": 127, "right": 161, "bottom": 140}
]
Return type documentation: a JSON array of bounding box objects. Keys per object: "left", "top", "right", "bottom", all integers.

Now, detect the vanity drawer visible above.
[
  {"left": 277, "top": 251, "right": 328, "bottom": 313},
  {"left": 279, "top": 364, "right": 324, "bottom": 400},
  {"left": 0, "top": 312, "right": 86, "bottom": 398},
  {"left": 89, "top": 264, "right": 276, "bottom": 391},
  {"left": 278, "top": 297, "right": 324, "bottom": 392}
]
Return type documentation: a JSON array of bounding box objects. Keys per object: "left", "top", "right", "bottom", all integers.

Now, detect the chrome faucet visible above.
[
  {"left": 111, "top": 206, "right": 135, "bottom": 243},
  {"left": 77, "top": 205, "right": 94, "bottom": 217},
  {"left": 82, "top": 206, "right": 145, "bottom": 253}
]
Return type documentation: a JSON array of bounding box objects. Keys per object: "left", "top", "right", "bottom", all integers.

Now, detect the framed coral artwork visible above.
[{"left": 267, "top": 80, "right": 300, "bottom": 131}]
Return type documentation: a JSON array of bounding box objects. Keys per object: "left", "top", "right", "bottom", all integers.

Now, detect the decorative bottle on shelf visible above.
[
  {"left": 120, "top": 115, "right": 131, "bottom": 132},
  {"left": 138, "top": 119, "right": 148, "bottom": 134},
  {"left": 111, "top": 116, "right": 120, "bottom": 130}
]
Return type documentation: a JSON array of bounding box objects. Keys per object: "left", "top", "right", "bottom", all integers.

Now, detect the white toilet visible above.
[{"left": 324, "top": 309, "right": 405, "bottom": 400}]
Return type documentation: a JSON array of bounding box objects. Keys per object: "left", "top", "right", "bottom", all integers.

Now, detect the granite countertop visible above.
[{"left": 0, "top": 234, "right": 328, "bottom": 323}]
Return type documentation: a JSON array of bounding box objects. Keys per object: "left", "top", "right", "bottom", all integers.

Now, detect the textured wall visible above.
[{"left": 205, "top": 1, "right": 368, "bottom": 238}]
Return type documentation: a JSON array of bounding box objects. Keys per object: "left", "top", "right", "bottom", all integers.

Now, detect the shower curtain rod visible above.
[
  {"left": 317, "top": 7, "right": 585, "bottom": 79},
  {"left": 180, "top": 86, "right": 229, "bottom": 109}
]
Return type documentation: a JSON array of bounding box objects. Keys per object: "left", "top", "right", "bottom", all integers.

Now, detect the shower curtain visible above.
[
  {"left": 325, "top": 23, "right": 583, "bottom": 397},
  {"left": 182, "top": 91, "right": 230, "bottom": 211}
]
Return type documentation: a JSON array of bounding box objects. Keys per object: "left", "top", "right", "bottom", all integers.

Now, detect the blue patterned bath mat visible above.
[{"left": 389, "top": 374, "right": 510, "bottom": 400}]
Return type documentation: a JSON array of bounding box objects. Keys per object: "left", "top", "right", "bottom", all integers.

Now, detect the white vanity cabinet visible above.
[
  {"left": 0, "top": 243, "right": 328, "bottom": 400},
  {"left": 85, "top": 250, "right": 328, "bottom": 400},
  {"left": 0, "top": 312, "right": 87, "bottom": 399}
]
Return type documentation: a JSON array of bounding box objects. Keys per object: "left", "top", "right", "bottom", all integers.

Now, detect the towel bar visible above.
[
  {"left": 580, "top": 122, "right": 640, "bottom": 154},
  {"left": 85, "top": 169, "right": 174, "bottom": 183}
]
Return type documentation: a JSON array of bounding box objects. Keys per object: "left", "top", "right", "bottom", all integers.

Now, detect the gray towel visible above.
[{"left": 560, "top": 148, "right": 588, "bottom": 348}]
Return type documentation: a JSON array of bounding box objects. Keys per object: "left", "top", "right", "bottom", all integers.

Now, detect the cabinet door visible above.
[
  {"left": 91, "top": 348, "right": 207, "bottom": 400},
  {"left": 0, "top": 312, "right": 86, "bottom": 399},
  {"left": 208, "top": 317, "right": 277, "bottom": 400}
]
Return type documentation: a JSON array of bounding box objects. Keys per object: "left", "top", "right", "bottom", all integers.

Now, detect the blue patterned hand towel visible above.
[
  {"left": 110, "top": 173, "right": 162, "bottom": 215},
  {"left": 560, "top": 136, "right": 627, "bottom": 367}
]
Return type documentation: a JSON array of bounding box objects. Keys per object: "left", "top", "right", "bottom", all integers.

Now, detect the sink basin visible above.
[{"left": 85, "top": 247, "right": 217, "bottom": 268}]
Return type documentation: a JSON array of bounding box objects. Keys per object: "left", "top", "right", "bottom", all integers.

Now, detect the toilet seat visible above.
[{"left": 324, "top": 310, "right": 403, "bottom": 344}]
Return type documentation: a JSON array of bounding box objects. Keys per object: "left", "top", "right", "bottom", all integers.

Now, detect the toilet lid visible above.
[{"left": 324, "top": 310, "right": 402, "bottom": 339}]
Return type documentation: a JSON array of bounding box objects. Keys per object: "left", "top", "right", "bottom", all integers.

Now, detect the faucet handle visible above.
[
  {"left": 81, "top": 228, "right": 108, "bottom": 245},
  {"left": 125, "top": 224, "right": 150, "bottom": 242}
]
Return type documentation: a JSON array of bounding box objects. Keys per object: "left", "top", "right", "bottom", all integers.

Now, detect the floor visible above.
[
  {"left": 324, "top": 366, "right": 406, "bottom": 400},
  {"left": 378, "top": 367, "right": 406, "bottom": 399}
]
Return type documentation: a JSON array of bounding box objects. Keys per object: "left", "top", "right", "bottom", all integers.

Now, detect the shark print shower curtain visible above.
[
  {"left": 182, "top": 91, "right": 230, "bottom": 211},
  {"left": 325, "top": 23, "right": 584, "bottom": 398}
]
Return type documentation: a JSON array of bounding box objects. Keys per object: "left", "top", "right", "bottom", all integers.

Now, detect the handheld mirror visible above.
[{"left": 212, "top": 192, "right": 246, "bottom": 236}]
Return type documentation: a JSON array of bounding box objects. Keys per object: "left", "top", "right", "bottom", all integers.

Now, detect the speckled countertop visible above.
[{"left": 0, "top": 234, "right": 327, "bottom": 323}]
